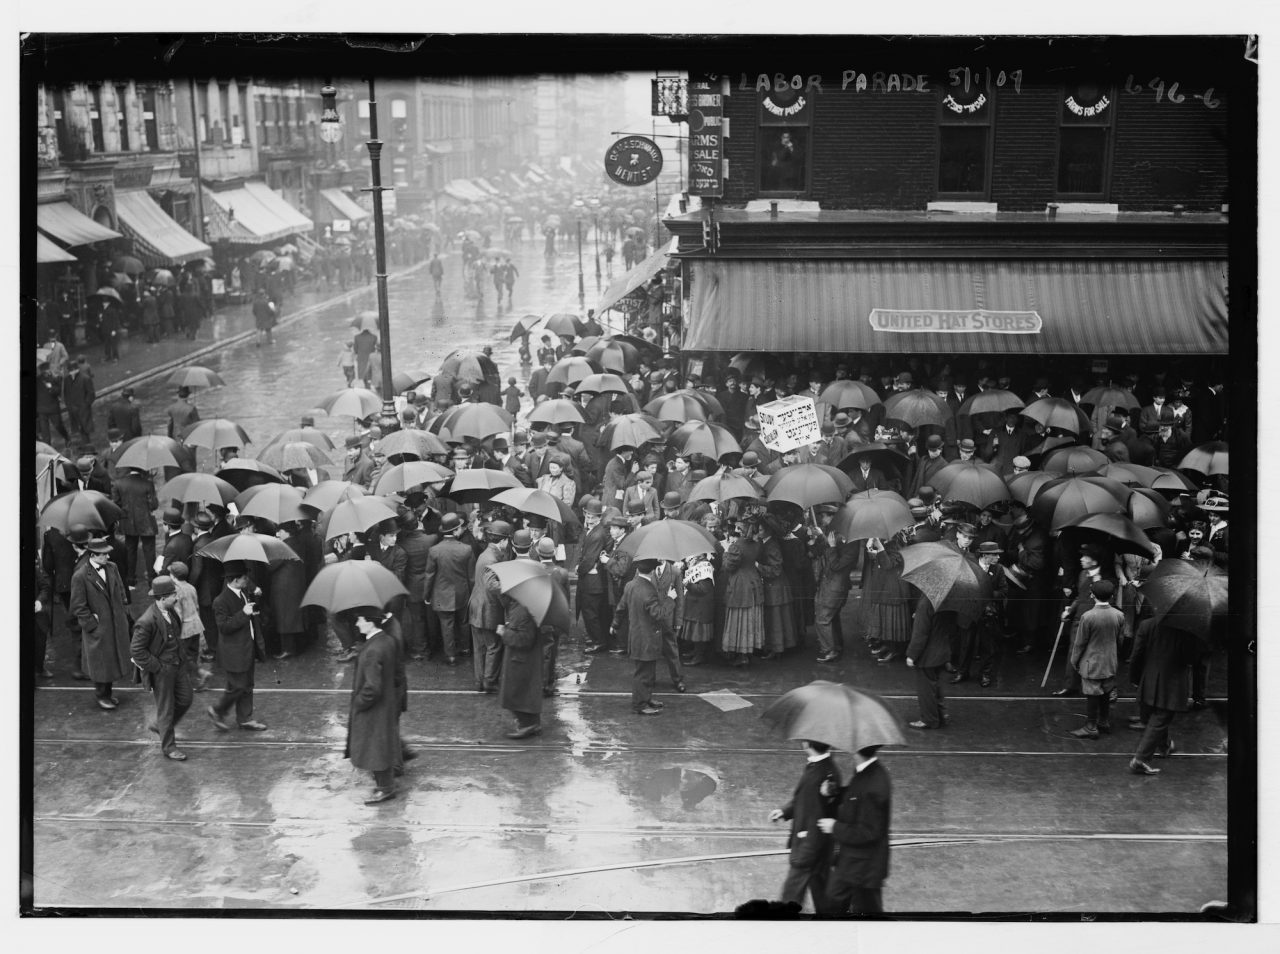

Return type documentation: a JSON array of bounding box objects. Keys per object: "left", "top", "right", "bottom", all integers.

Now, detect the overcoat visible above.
[
  {"left": 781, "top": 756, "right": 843, "bottom": 866},
  {"left": 498, "top": 597, "right": 546, "bottom": 715},
  {"left": 68, "top": 557, "right": 132, "bottom": 682},
  {"left": 129, "top": 601, "right": 186, "bottom": 689},
  {"left": 1129, "top": 618, "right": 1198, "bottom": 712},
  {"left": 345, "top": 630, "right": 400, "bottom": 772},
  {"left": 212, "top": 585, "right": 266, "bottom": 673},
  {"left": 828, "top": 760, "right": 893, "bottom": 889},
  {"left": 468, "top": 545, "right": 507, "bottom": 629},
  {"left": 905, "top": 598, "right": 955, "bottom": 669},
  {"left": 723, "top": 538, "right": 763, "bottom": 608},
  {"left": 423, "top": 537, "right": 475, "bottom": 611},
  {"left": 111, "top": 473, "right": 158, "bottom": 536},
  {"left": 612, "top": 574, "right": 673, "bottom": 662},
  {"left": 270, "top": 534, "right": 309, "bottom": 634}
]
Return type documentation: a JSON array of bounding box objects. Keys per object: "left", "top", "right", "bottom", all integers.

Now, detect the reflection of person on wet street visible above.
[
  {"left": 819, "top": 745, "right": 892, "bottom": 914},
  {"left": 770, "top": 740, "right": 842, "bottom": 913},
  {"left": 343, "top": 606, "right": 401, "bottom": 804},
  {"left": 428, "top": 253, "right": 444, "bottom": 295},
  {"left": 130, "top": 576, "right": 193, "bottom": 761}
]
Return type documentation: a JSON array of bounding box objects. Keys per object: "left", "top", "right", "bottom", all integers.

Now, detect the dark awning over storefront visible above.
[
  {"left": 37, "top": 201, "right": 121, "bottom": 246},
  {"left": 683, "top": 258, "right": 1228, "bottom": 355},
  {"left": 114, "top": 191, "right": 212, "bottom": 266}
]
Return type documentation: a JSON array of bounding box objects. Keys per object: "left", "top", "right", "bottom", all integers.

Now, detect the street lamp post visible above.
[
  {"left": 572, "top": 199, "right": 586, "bottom": 308},
  {"left": 589, "top": 198, "right": 601, "bottom": 287},
  {"left": 321, "top": 80, "right": 399, "bottom": 434}
]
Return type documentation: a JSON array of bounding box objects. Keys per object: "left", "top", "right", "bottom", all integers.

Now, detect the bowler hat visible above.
[
  {"left": 85, "top": 539, "right": 112, "bottom": 554},
  {"left": 895, "top": 372, "right": 913, "bottom": 385},
  {"left": 149, "top": 575, "right": 177, "bottom": 597},
  {"left": 344, "top": 435, "right": 363, "bottom": 449},
  {"left": 512, "top": 430, "right": 528, "bottom": 445},
  {"left": 193, "top": 512, "right": 215, "bottom": 530},
  {"left": 661, "top": 491, "right": 683, "bottom": 510},
  {"left": 511, "top": 528, "right": 534, "bottom": 551},
  {"left": 530, "top": 431, "right": 548, "bottom": 446},
  {"left": 634, "top": 558, "right": 659, "bottom": 574},
  {"left": 66, "top": 524, "right": 95, "bottom": 546},
  {"left": 954, "top": 522, "right": 977, "bottom": 537},
  {"left": 486, "top": 520, "right": 513, "bottom": 540},
  {"left": 832, "top": 412, "right": 852, "bottom": 427},
  {"left": 583, "top": 498, "right": 604, "bottom": 516},
  {"left": 439, "top": 512, "right": 463, "bottom": 534},
  {"left": 741, "top": 451, "right": 760, "bottom": 466},
  {"left": 535, "top": 537, "right": 557, "bottom": 559},
  {"left": 959, "top": 438, "right": 976, "bottom": 453},
  {"left": 907, "top": 497, "right": 928, "bottom": 515},
  {"left": 162, "top": 507, "right": 184, "bottom": 527},
  {"left": 918, "top": 485, "right": 937, "bottom": 503},
  {"left": 977, "top": 541, "right": 1002, "bottom": 555},
  {"left": 626, "top": 500, "right": 647, "bottom": 516},
  {"left": 75, "top": 457, "right": 94, "bottom": 475},
  {"left": 926, "top": 434, "right": 944, "bottom": 450},
  {"left": 605, "top": 514, "right": 629, "bottom": 528}
]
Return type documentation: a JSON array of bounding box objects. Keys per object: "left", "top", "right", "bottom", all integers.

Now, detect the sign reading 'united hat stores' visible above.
[
  {"left": 869, "top": 309, "right": 1043, "bottom": 333},
  {"left": 604, "top": 136, "right": 664, "bottom": 187}
]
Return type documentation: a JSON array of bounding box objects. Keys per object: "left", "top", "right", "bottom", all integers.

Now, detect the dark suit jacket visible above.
[
  {"left": 130, "top": 601, "right": 187, "bottom": 689},
  {"left": 611, "top": 574, "right": 672, "bottom": 661},
  {"left": 829, "top": 759, "right": 892, "bottom": 889},
  {"left": 423, "top": 536, "right": 476, "bottom": 611},
  {"left": 848, "top": 465, "right": 889, "bottom": 493},
  {"left": 160, "top": 530, "right": 194, "bottom": 573},
  {"left": 782, "top": 756, "right": 843, "bottom": 866},
  {"left": 906, "top": 598, "right": 955, "bottom": 668},
  {"left": 212, "top": 585, "right": 265, "bottom": 673},
  {"left": 106, "top": 399, "right": 143, "bottom": 440},
  {"left": 189, "top": 531, "right": 221, "bottom": 606},
  {"left": 396, "top": 528, "right": 433, "bottom": 600}
]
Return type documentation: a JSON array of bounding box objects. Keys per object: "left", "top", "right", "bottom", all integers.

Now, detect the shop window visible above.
[
  {"left": 115, "top": 84, "right": 130, "bottom": 151},
  {"left": 1057, "top": 82, "right": 1114, "bottom": 197},
  {"left": 758, "top": 84, "right": 812, "bottom": 195},
  {"left": 937, "top": 83, "right": 993, "bottom": 197}
]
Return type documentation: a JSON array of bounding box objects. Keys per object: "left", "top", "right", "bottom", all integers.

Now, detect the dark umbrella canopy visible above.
[
  {"left": 818, "top": 380, "right": 882, "bottom": 413},
  {"left": 508, "top": 313, "right": 542, "bottom": 342},
  {"left": 671, "top": 420, "right": 741, "bottom": 460},
  {"left": 931, "top": 461, "right": 1011, "bottom": 510},
  {"left": 115, "top": 435, "right": 187, "bottom": 471},
  {"left": 1021, "top": 398, "right": 1091, "bottom": 434},
  {"left": 300, "top": 561, "right": 409, "bottom": 614},
  {"left": 215, "top": 458, "right": 285, "bottom": 492},
  {"left": 39, "top": 490, "right": 123, "bottom": 533},
  {"left": 491, "top": 487, "right": 580, "bottom": 530},
  {"left": 1127, "top": 487, "right": 1171, "bottom": 529},
  {"left": 436, "top": 403, "right": 513, "bottom": 441},
  {"left": 761, "top": 681, "right": 906, "bottom": 753},
  {"left": 616, "top": 518, "right": 719, "bottom": 561},
  {"left": 882, "top": 389, "right": 950, "bottom": 429},
  {"left": 1042, "top": 445, "right": 1110, "bottom": 476},
  {"left": 264, "top": 426, "right": 335, "bottom": 452},
  {"left": 607, "top": 413, "right": 664, "bottom": 451},
  {"left": 544, "top": 312, "right": 586, "bottom": 337},
  {"left": 1058, "top": 512, "right": 1160, "bottom": 560},
  {"left": 764, "top": 464, "right": 855, "bottom": 510},
  {"left": 301, "top": 480, "right": 367, "bottom": 512},
  {"left": 528, "top": 398, "right": 587, "bottom": 426},
  {"left": 315, "top": 387, "right": 382, "bottom": 419},
  {"left": 1031, "top": 475, "right": 1131, "bottom": 530},
  {"left": 899, "top": 541, "right": 993, "bottom": 624},
  {"left": 1099, "top": 462, "right": 1163, "bottom": 487},
  {"left": 322, "top": 496, "right": 400, "bottom": 541},
  {"left": 489, "top": 559, "right": 573, "bottom": 632},
  {"left": 957, "top": 389, "right": 1024, "bottom": 417},
  {"left": 159, "top": 472, "right": 239, "bottom": 508},
  {"left": 688, "top": 472, "right": 764, "bottom": 503},
  {"left": 546, "top": 355, "right": 599, "bottom": 386},
  {"left": 645, "top": 388, "right": 724, "bottom": 422},
  {"left": 439, "top": 350, "right": 499, "bottom": 383},
  {"left": 442, "top": 468, "right": 523, "bottom": 504},
  {"left": 576, "top": 372, "right": 631, "bottom": 396},
  {"left": 1006, "top": 470, "right": 1057, "bottom": 506},
  {"left": 377, "top": 428, "right": 451, "bottom": 461},
  {"left": 196, "top": 531, "right": 301, "bottom": 565},
  {"left": 235, "top": 484, "right": 310, "bottom": 525},
  {"left": 167, "top": 365, "right": 226, "bottom": 389},
  {"left": 373, "top": 460, "right": 454, "bottom": 496},
  {"left": 729, "top": 352, "right": 785, "bottom": 381},
  {"left": 182, "top": 418, "right": 252, "bottom": 451},
  {"left": 831, "top": 490, "right": 913, "bottom": 542},
  {"left": 584, "top": 339, "right": 639, "bottom": 374},
  {"left": 1141, "top": 558, "right": 1228, "bottom": 645},
  {"left": 1178, "top": 441, "right": 1229, "bottom": 476},
  {"left": 835, "top": 443, "right": 913, "bottom": 484},
  {"left": 1080, "top": 386, "right": 1141, "bottom": 410}
]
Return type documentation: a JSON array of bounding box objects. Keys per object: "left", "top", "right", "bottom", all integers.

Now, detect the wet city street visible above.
[{"left": 30, "top": 236, "right": 1230, "bottom": 915}]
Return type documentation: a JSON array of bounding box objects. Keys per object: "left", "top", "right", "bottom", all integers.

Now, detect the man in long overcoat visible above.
[
  {"left": 905, "top": 597, "right": 954, "bottom": 730},
  {"left": 423, "top": 512, "right": 475, "bottom": 664},
  {"left": 395, "top": 508, "right": 434, "bottom": 660},
  {"left": 770, "top": 740, "right": 842, "bottom": 913},
  {"left": 611, "top": 559, "right": 673, "bottom": 716},
  {"left": 344, "top": 607, "right": 401, "bottom": 804},
  {"left": 819, "top": 745, "right": 894, "bottom": 914},
  {"left": 68, "top": 538, "right": 133, "bottom": 709},
  {"left": 467, "top": 520, "right": 511, "bottom": 692},
  {"left": 110, "top": 465, "right": 158, "bottom": 587},
  {"left": 495, "top": 534, "right": 547, "bottom": 739},
  {"left": 130, "top": 575, "right": 192, "bottom": 760},
  {"left": 207, "top": 563, "right": 268, "bottom": 731},
  {"left": 1128, "top": 615, "right": 1200, "bottom": 776}
]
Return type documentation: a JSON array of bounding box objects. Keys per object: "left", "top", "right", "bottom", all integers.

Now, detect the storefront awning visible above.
[
  {"left": 473, "top": 177, "right": 501, "bottom": 195},
  {"left": 37, "top": 201, "right": 121, "bottom": 246},
  {"left": 442, "top": 179, "right": 488, "bottom": 203},
  {"left": 37, "top": 232, "right": 78, "bottom": 264},
  {"left": 319, "top": 188, "right": 370, "bottom": 223},
  {"left": 597, "top": 238, "right": 678, "bottom": 313},
  {"left": 684, "top": 258, "right": 1228, "bottom": 355},
  {"left": 114, "top": 191, "right": 212, "bottom": 266},
  {"left": 203, "top": 181, "right": 314, "bottom": 245}
]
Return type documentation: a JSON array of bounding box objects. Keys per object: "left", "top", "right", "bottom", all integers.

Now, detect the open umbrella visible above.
[
  {"left": 491, "top": 487, "right": 579, "bottom": 529},
  {"left": 257, "top": 441, "right": 332, "bottom": 471},
  {"left": 1080, "top": 386, "right": 1141, "bottom": 410},
  {"left": 609, "top": 333, "right": 664, "bottom": 359},
  {"left": 688, "top": 472, "right": 763, "bottom": 503},
  {"left": 377, "top": 428, "right": 450, "bottom": 461},
  {"left": 1150, "top": 467, "right": 1199, "bottom": 494},
  {"left": 1025, "top": 433, "right": 1080, "bottom": 462},
  {"left": 182, "top": 418, "right": 252, "bottom": 451},
  {"left": 147, "top": 268, "right": 176, "bottom": 287},
  {"left": 615, "top": 518, "right": 719, "bottom": 562},
  {"left": 1021, "top": 398, "right": 1091, "bottom": 434},
  {"left": 957, "top": 389, "right": 1024, "bottom": 418},
  {"left": 576, "top": 372, "right": 630, "bottom": 396},
  {"left": 671, "top": 421, "right": 741, "bottom": 460},
  {"left": 39, "top": 490, "right": 123, "bottom": 533},
  {"left": 236, "top": 484, "right": 311, "bottom": 525},
  {"left": 159, "top": 472, "right": 239, "bottom": 508},
  {"left": 300, "top": 561, "right": 409, "bottom": 614},
  {"left": 488, "top": 559, "right": 573, "bottom": 632},
  {"left": 35, "top": 440, "right": 60, "bottom": 457},
  {"left": 818, "top": 380, "right": 883, "bottom": 413},
  {"left": 215, "top": 458, "right": 284, "bottom": 492},
  {"left": 508, "top": 313, "right": 542, "bottom": 342},
  {"left": 1042, "top": 445, "right": 1109, "bottom": 476},
  {"left": 584, "top": 339, "right": 639, "bottom": 374},
  {"left": 882, "top": 389, "right": 951, "bottom": 429},
  {"left": 247, "top": 249, "right": 277, "bottom": 267},
  {"left": 112, "top": 254, "right": 145, "bottom": 275},
  {"left": 373, "top": 460, "right": 454, "bottom": 496},
  {"left": 167, "top": 366, "right": 226, "bottom": 389},
  {"left": 544, "top": 313, "right": 585, "bottom": 336},
  {"left": 442, "top": 468, "right": 523, "bottom": 504},
  {"left": 930, "top": 461, "right": 1010, "bottom": 510},
  {"left": 729, "top": 352, "right": 785, "bottom": 381},
  {"left": 1098, "top": 462, "right": 1162, "bottom": 487},
  {"left": 761, "top": 681, "right": 906, "bottom": 753},
  {"left": 545, "top": 355, "right": 599, "bottom": 386},
  {"left": 111, "top": 271, "right": 134, "bottom": 288},
  {"left": 115, "top": 435, "right": 187, "bottom": 472},
  {"left": 835, "top": 444, "right": 913, "bottom": 484},
  {"left": 899, "top": 541, "right": 993, "bottom": 624},
  {"left": 315, "top": 388, "right": 382, "bottom": 419},
  {"left": 528, "top": 398, "right": 587, "bottom": 427},
  {"left": 435, "top": 403, "right": 513, "bottom": 442},
  {"left": 1031, "top": 475, "right": 1131, "bottom": 530},
  {"left": 831, "top": 490, "right": 913, "bottom": 541},
  {"left": 1178, "top": 442, "right": 1229, "bottom": 476},
  {"left": 89, "top": 286, "right": 123, "bottom": 305},
  {"left": 1058, "top": 512, "right": 1159, "bottom": 560},
  {"left": 764, "top": 464, "right": 855, "bottom": 509},
  {"left": 389, "top": 370, "right": 434, "bottom": 394},
  {"left": 302, "top": 480, "right": 367, "bottom": 512},
  {"left": 262, "top": 426, "right": 335, "bottom": 453},
  {"left": 350, "top": 311, "right": 381, "bottom": 335},
  {"left": 1127, "top": 487, "right": 1171, "bottom": 529},
  {"left": 323, "top": 496, "right": 400, "bottom": 542},
  {"left": 570, "top": 336, "right": 602, "bottom": 355},
  {"left": 608, "top": 413, "right": 664, "bottom": 451},
  {"left": 645, "top": 389, "right": 723, "bottom": 422},
  {"left": 196, "top": 531, "right": 301, "bottom": 565},
  {"left": 440, "top": 350, "right": 500, "bottom": 384},
  {"left": 1141, "top": 558, "right": 1229, "bottom": 645},
  {"left": 1006, "top": 470, "right": 1058, "bottom": 506}
]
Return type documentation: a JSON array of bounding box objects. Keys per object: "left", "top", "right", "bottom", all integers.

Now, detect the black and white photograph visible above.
[{"left": 14, "top": 9, "right": 1271, "bottom": 945}]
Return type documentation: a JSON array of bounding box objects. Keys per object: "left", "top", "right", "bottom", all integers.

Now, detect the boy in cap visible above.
[
  {"left": 969, "top": 542, "right": 1009, "bottom": 688},
  {"left": 166, "top": 561, "right": 211, "bottom": 691},
  {"left": 130, "top": 575, "right": 194, "bottom": 760},
  {"left": 1068, "top": 580, "right": 1127, "bottom": 739}
]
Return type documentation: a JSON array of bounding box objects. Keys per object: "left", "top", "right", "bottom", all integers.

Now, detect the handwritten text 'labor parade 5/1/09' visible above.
[{"left": 869, "top": 309, "right": 1044, "bottom": 334}]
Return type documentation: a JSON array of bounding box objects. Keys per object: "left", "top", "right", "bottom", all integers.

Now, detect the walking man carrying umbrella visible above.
[{"left": 769, "top": 740, "right": 842, "bottom": 913}]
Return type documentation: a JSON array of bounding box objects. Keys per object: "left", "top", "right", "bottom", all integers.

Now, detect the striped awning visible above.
[
  {"left": 203, "top": 181, "right": 314, "bottom": 245},
  {"left": 597, "top": 238, "right": 678, "bottom": 313},
  {"left": 37, "top": 201, "right": 121, "bottom": 246},
  {"left": 37, "top": 232, "right": 78, "bottom": 264},
  {"left": 114, "top": 191, "right": 212, "bottom": 266},
  {"left": 319, "top": 188, "right": 370, "bottom": 223},
  {"left": 683, "top": 258, "right": 1228, "bottom": 355}
]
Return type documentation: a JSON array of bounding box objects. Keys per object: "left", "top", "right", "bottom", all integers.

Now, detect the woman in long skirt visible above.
[
  {"left": 863, "top": 535, "right": 914, "bottom": 664},
  {"left": 679, "top": 553, "right": 718, "bottom": 666},
  {"left": 757, "top": 520, "right": 796, "bottom": 657},
  {"left": 721, "top": 526, "right": 764, "bottom": 667}
]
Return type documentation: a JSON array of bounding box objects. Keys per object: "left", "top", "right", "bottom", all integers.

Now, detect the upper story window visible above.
[
  {"left": 1057, "top": 82, "right": 1115, "bottom": 197},
  {"left": 758, "top": 83, "right": 811, "bottom": 195},
  {"left": 937, "top": 81, "right": 994, "bottom": 197},
  {"left": 141, "top": 86, "right": 160, "bottom": 151},
  {"left": 391, "top": 97, "right": 409, "bottom": 142},
  {"left": 88, "top": 85, "right": 105, "bottom": 153},
  {"left": 115, "top": 84, "right": 130, "bottom": 151}
]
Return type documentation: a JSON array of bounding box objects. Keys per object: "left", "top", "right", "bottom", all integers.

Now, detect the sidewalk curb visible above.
[{"left": 94, "top": 260, "right": 429, "bottom": 402}]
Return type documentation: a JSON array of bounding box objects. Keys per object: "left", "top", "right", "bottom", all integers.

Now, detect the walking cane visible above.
[{"left": 1041, "top": 616, "right": 1068, "bottom": 688}]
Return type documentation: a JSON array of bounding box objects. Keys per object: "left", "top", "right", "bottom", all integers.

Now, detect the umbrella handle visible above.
[{"left": 1040, "top": 618, "right": 1068, "bottom": 688}]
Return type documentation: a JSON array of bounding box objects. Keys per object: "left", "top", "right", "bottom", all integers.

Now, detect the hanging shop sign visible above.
[
  {"left": 688, "top": 75, "right": 726, "bottom": 197},
  {"left": 604, "top": 136, "right": 664, "bottom": 187},
  {"left": 757, "top": 395, "right": 821, "bottom": 453},
  {"left": 869, "top": 309, "right": 1043, "bottom": 334}
]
